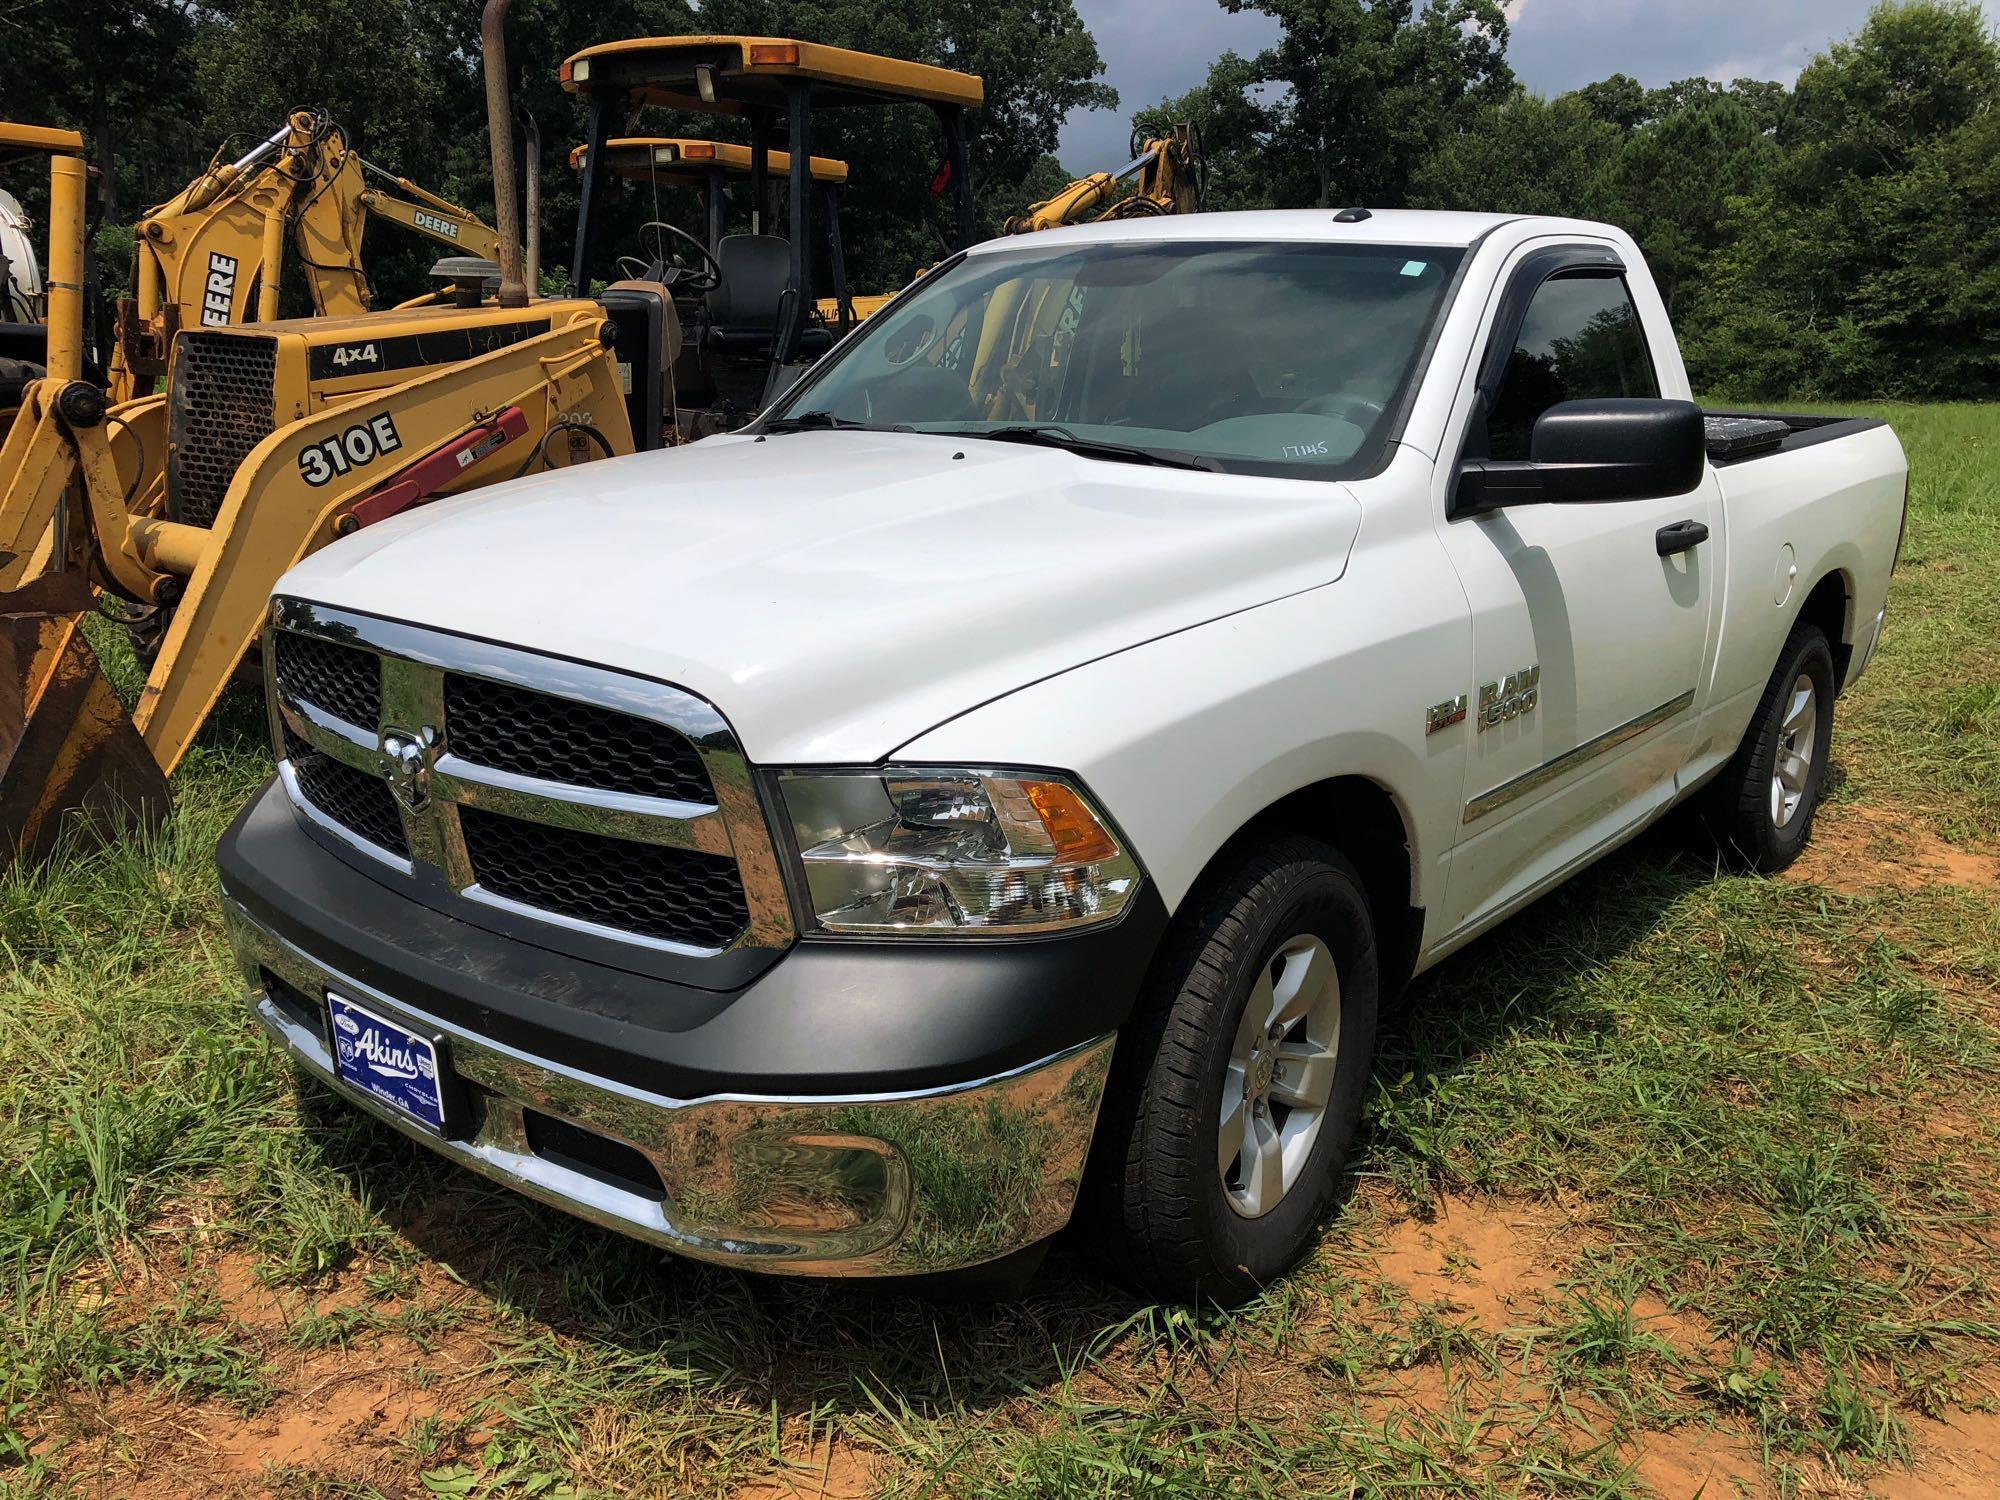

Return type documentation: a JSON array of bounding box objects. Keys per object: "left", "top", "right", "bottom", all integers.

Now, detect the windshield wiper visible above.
[
  {"left": 937, "top": 423, "right": 1220, "bottom": 471},
  {"left": 761, "top": 410, "right": 880, "bottom": 433}
]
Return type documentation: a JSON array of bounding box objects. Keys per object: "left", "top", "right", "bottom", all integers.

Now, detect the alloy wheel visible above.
[
  {"left": 1219, "top": 933, "right": 1342, "bottom": 1219},
  {"left": 1771, "top": 673, "right": 1818, "bottom": 829}
]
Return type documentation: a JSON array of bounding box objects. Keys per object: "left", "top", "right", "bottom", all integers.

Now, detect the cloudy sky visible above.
[{"left": 1056, "top": 0, "right": 2000, "bottom": 170}]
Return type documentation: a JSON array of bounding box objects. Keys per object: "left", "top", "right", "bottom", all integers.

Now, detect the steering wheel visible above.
[
  {"left": 638, "top": 221, "right": 723, "bottom": 293},
  {"left": 1292, "top": 392, "right": 1386, "bottom": 426}
]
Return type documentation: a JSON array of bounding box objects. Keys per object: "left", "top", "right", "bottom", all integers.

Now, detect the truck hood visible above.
[{"left": 276, "top": 430, "right": 1364, "bottom": 762}]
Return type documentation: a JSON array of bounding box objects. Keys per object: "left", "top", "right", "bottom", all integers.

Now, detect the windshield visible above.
[{"left": 765, "top": 239, "right": 1466, "bottom": 477}]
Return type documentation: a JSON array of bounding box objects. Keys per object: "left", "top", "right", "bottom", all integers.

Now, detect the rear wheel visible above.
[
  {"left": 1702, "top": 621, "right": 1837, "bottom": 872},
  {"left": 1087, "top": 835, "right": 1379, "bottom": 1304}
]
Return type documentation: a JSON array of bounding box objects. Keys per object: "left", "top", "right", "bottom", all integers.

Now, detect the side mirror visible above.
[{"left": 1455, "top": 398, "right": 1705, "bottom": 514}]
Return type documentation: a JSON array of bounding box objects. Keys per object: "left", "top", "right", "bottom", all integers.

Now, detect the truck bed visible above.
[{"left": 1702, "top": 409, "right": 1889, "bottom": 467}]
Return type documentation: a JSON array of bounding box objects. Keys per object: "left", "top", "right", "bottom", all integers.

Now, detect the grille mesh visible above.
[
  {"left": 443, "top": 674, "right": 715, "bottom": 803},
  {"left": 274, "top": 631, "right": 381, "bottom": 729},
  {"left": 460, "top": 807, "right": 748, "bottom": 948},
  {"left": 169, "top": 333, "right": 277, "bottom": 527},
  {"left": 284, "top": 728, "right": 408, "bottom": 859}
]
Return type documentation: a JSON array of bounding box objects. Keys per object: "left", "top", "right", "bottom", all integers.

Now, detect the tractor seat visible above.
[{"left": 703, "top": 234, "right": 831, "bottom": 360}]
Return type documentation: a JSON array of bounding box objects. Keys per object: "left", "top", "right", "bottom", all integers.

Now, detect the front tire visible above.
[
  {"left": 1088, "top": 835, "right": 1379, "bottom": 1304},
  {"left": 1703, "top": 621, "right": 1837, "bottom": 872}
]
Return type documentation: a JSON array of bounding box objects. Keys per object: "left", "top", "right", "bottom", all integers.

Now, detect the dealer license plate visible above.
[{"left": 328, "top": 993, "right": 448, "bottom": 1132}]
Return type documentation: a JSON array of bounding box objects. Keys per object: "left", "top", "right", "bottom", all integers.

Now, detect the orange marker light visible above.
[
  {"left": 1026, "top": 782, "right": 1119, "bottom": 865},
  {"left": 680, "top": 142, "right": 716, "bottom": 160},
  {"left": 748, "top": 42, "right": 801, "bottom": 66}
]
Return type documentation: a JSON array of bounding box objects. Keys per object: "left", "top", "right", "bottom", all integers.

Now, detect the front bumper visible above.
[
  {"left": 228, "top": 900, "right": 1115, "bottom": 1274},
  {"left": 218, "top": 782, "right": 1161, "bottom": 1275}
]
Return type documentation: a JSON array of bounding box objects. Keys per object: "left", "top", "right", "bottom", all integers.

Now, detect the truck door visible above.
[{"left": 1434, "top": 244, "right": 1718, "bottom": 940}]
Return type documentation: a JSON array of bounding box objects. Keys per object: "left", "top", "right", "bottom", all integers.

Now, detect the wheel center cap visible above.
[{"left": 1250, "top": 1053, "right": 1276, "bottom": 1096}]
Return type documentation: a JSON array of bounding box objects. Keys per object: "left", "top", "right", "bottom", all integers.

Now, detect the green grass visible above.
[{"left": 1, "top": 404, "right": 1997, "bottom": 1497}]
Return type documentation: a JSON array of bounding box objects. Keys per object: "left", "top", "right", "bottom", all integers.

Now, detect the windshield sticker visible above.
[{"left": 1401, "top": 260, "right": 1428, "bottom": 278}]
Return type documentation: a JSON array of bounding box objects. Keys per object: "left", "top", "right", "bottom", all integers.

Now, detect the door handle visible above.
[{"left": 1656, "top": 519, "right": 1710, "bottom": 557}]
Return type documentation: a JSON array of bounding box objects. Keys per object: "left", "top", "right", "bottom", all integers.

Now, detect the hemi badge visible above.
[{"left": 1426, "top": 695, "right": 1468, "bottom": 734}]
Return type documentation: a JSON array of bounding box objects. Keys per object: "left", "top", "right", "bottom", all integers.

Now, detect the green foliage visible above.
[
  {"left": 1684, "top": 1, "right": 2000, "bottom": 399},
  {"left": 1145, "top": 0, "right": 1998, "bottom": 400},
  {"left": 1598, "top": 96, "right": 1775, "bottom": 315},
  {"left": 0, "top": 0, "right": 202, "bottom": 223},
  {"left": 1223, "top": 0, "right": 1515, "bottom": 207},
  {"left": 1410, "top": 0, "right": 2000, "bottom": 399},
  {"left": 1409, "top": 92, "right": 1620, "bottom": 219}
]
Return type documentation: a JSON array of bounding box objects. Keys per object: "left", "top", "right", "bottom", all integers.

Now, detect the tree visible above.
[
  {"left": 1781, "top": 0, "right": 1999, "bottom": 185},
  {"left": 1684, "top": 1, "right": 2000, "bottom": 399},
  {"left": 1574, "top": 73, "right": 1649, "bottom": 132},
  {"left": 1599, "top": 96, "right": 1773, "bottom": 314},
  {"left": 1409, "top": 91, "right": 1620, "bottom": 218},
  {"left": 1223, "top": 0, "right": 1514, "bottom": 208},
  {"left": 0, "top": 0, "right": 203, "bottom": 223}
]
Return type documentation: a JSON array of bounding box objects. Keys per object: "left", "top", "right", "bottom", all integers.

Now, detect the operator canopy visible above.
[
  {"left": 559, "top": 36, "right": 985, "bottom": 113},
  {"left": 0, "top": 123, "right": 85, "bottom": 157},
  {"left": 570, "top": 137, "right": 849, "bottom": 186}
]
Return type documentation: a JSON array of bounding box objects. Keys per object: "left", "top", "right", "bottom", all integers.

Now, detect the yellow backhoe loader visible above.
[
  {"left": 112, "top": 108, "right": 500, "bottom": 402},
  {"left": 1005, "top": 124, "right": 1205, "bottom": 235},
  {"left": 0, "top": 16, "right": 983, "bottom": 871}
]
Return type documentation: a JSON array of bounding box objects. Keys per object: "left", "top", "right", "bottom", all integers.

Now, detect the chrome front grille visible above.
[
  {"left": 441, "top": 673, "right": 715, "bottom": 802},
  {"left": 457, "top": 807, "right": 750, "bottom": 946},
  {"left": 168, "top": 332, "right": 278, "bottom": 528},
  {"left": 265, "top": 598, "right": 793, "bottom": 961},
  {"left": 282, "top": 726, "right": 409, "bottom": 860},
  {"left": 274, "top": 630, "right": 382, "bottom": 730}
]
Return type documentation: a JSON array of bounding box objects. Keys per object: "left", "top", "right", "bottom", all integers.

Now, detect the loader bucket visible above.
[{"left": 0, "top": 575, "right": 170, "bottom": 873}]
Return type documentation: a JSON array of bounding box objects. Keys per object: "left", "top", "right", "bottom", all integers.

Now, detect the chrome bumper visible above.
[{"left": 224, "top": 901, "right": 1115, "bottom": 1276}]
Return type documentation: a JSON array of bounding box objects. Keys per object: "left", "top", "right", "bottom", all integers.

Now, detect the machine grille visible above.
[
  {"left": 283, "top": 727, "right": 409, "bottom": 859},
  {"left": 274, "top": 630, "right": 381, "bottom": 730},
  {"left": 459, "top": 807, "right": 749, "bottom": 948},
  {"left": 169, "top": 332, "right": 278, "bottom": 528},
  {"left": 442, "top": 674, "right": 715, "bottom": 803}
]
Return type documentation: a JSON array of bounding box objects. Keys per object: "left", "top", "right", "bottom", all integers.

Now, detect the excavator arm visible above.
[
  {"left": 1004, "top": 124, "right": 1205, "bottom": 235},
  {"left": 355, "top": 162, "right": 503, "bottom": 263},
  {"left": 117, "top": 113, "right": 502, "bottom": 399}
]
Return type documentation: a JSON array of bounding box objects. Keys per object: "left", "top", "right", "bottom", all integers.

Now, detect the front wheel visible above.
[
  {"left": 1086, "top": 835, "right": 1379, "bottom": 1304},
  {"left": 1702, "top": 621, "right": 1837, "bottom": 872}
]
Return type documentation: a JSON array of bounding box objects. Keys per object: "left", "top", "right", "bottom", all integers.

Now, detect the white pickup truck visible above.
[{"left": 219, "top": 209, "right": 1907, "bottom": 1301}]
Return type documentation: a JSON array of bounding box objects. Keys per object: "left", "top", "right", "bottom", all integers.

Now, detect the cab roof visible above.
[
  {"left": 559, "top": 36, "right": 984, "bottom": 114},
  {"left": 568, "top": 136, "right": 849, "bottom": 186},
  {"left": 961, "top": 208, "right": 1576, "bottom": 255}
]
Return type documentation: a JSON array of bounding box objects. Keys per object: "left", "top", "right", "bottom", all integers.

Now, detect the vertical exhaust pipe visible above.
[
  {"left": 521, "top": 110, "right": 541, "bottom": 293},
  {"left": 480, "top": 0, "right": 528, "bottom": 307}
]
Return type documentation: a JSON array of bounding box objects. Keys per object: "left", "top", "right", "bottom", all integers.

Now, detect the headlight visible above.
[{"left": 777, "top": 768, "right": 1142, "bottom": 936}]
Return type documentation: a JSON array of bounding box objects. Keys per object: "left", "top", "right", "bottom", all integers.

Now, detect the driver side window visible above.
[{"left": 1485, "top": 273, "right": 1659, "bottom": 461}]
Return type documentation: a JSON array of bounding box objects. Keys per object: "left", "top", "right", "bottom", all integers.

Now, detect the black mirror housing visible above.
[{"left": 1456, "top": 398, "right": 1706, "bottom": 513}]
